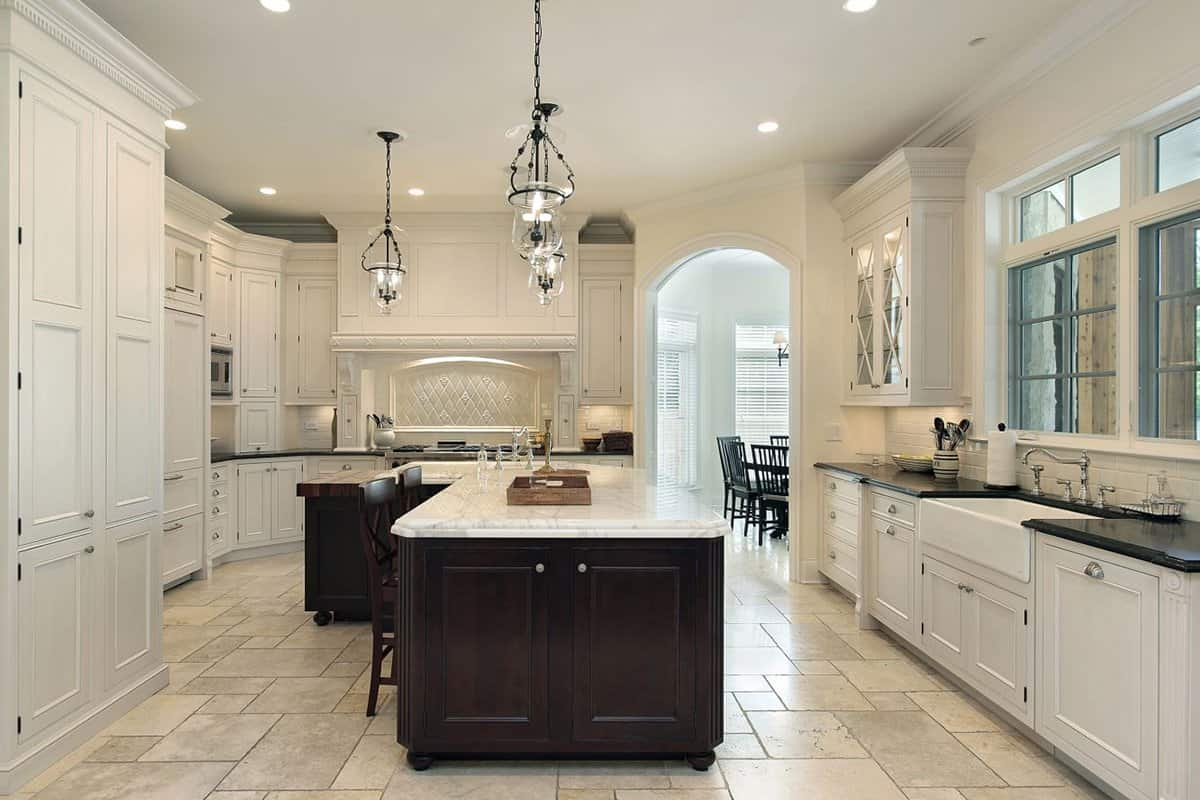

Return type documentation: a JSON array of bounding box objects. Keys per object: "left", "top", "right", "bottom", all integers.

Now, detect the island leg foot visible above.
[
  {"left": 686, "top": 751, "right": 715, "bottom": 771},
  {"left": 407, "top": 752, "right": 435, "bottom": 771},
  {"left": 312, "top": 611, "right": 332, "bottom": 626}
]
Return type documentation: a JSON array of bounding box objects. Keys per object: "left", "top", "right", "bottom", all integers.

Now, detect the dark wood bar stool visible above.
[{"left": 358, "top": 476, "right": 400, "bottom": 717}]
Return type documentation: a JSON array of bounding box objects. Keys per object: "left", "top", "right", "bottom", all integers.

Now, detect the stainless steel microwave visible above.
[{"left": 211, "top": 347, "right": 232, "bottom": 396}]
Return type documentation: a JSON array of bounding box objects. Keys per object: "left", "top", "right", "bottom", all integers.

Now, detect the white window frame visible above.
[
  {"left": 985, "top": 93, "right": 1200, "bottom": 459},
  {"left": 733, "top": 322, "right": 790, "bottom": 447},
  {"left": 1014, "top": 150, "right": 1122, "bottom": 243},
  {"left": 656, "top": 309, "right": 700, "bottom": 489}
]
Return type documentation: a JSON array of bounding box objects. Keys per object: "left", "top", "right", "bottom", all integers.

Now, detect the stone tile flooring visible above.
[{"left": 16, "top": 535, "right": 1110, "bottom": 800}]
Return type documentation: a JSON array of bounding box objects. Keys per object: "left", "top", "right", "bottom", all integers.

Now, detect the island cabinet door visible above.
[
  {"left": 571, "top": 546, "right": 699, "bottom": 744},
  {"left": 422, "top": 546, "right": 552, "bottom": 743}
]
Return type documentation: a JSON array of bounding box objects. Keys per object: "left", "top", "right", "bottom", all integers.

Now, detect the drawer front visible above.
[
  {"left": 208, "top": 497, "right": 229, "bottom": 521},
  {"left": 822, "top": 537, "right": 858, "bottom": 594},
  {"left": 315, "top": 457, "right": 376, "bottom": 475},
  {"left": 823, "top": 495, "right": 860, "bottom": 545},
  {"left": 209, "top": 482, "right": 229, "bottom": 502},
  {"left": 871, "top": 491, "right": 915, "bottom": 527},
  {"left": 208, "top": 520, "right": 229, "bottom": 556},
  {"left": 162, "top": 515, "right": 202, "bottom": 584},
  {"left": 820, "top": 472, "right": 861, "bottom": 503},
  {"left": 163, "top": 469, "right": 204, "bottom": 522},
  {"left": 210, "top": 465, "right": 229, "bottom": 484}
]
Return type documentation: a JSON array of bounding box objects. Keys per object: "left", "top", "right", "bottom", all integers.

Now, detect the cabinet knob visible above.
[
  {"left": 828, "top": 511, "right": 836, "bottom": 520},
  {"left": 829, "top": 482, "right": 836, "bottom": 491},
  {"left": 212, "top": 531, "right": 220, "bottom": 540},
  {"left": 577, "top": 563, "right": 588, "bottom": 573},
  {"left": 83, "top": 509, "right": 95, "bottom": 518},
  {"left": 342, "top": 464, "right": 352, "bottom": 470},
  {"left": 887, "top": 504, "right": 897, "bottom": 514},
  {"left": 213, "top": 489, "right": 220, "bottom": 496},
  {"left": 829, "top": 551, "right": 837, "bottom": 561},
  {"left": 83, "top": 545, "right": 94, "bottom": 554},
  {"left": 535, "top": 563, "right": 545, "bottom": 574},
  {"left": 212, "top": 506, "right": 221, "bottom": 515},
  {"left": 213, "top": 472, "right": 220, "bottom": 479},
  {"left": 886, "top": 525, "right": 896, "bottom": 536},
  {"left": 1083, "top": 561, "right": 1105, "bottom": 580}
]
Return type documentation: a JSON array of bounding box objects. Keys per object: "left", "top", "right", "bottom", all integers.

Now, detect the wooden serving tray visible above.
[{"left": 507, "top": 474, "right": 592, "bottom": 505}]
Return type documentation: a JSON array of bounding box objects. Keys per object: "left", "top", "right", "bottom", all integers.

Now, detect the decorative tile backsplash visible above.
[{"left": 390, "top": 360, "right": 538, "bottom": 429}]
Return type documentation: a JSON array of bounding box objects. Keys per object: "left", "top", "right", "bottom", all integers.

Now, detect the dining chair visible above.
[
  {"left": 770, "top": 434, "right": 790, "bottom": 448},
  {"left": 727, "top": 440, "right": 760, "bottom": 538},
  {"left": 750, "top": 443, "right": 790, "bottom": 545},
  {"left": 716, "top": 436, "right": 740, "bottom": 522},
  {"left": 358, "top": 476, "right": 400, "bottom": 717}
]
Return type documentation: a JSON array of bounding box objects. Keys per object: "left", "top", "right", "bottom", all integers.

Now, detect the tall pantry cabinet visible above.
[{"left": 0, "top": 1, "right": 196, "bottom": 791}]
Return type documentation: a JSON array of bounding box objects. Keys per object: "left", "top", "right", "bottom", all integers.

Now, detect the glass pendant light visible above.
[
  {"left": 361, "top": 131, "right": 407, "bottom": 313},
  {"left": 525, "top": 249, "right": 566, "bottom": 306},
  {"left": 506, "top": 0, "right": 577, "bottom": 305}
]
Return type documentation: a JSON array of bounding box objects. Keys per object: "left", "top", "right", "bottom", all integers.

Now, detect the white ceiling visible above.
[{"left": 85, "top": 0, "right": 1081, "bottom": 223}]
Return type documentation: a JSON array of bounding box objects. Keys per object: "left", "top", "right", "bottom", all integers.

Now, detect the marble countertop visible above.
[
  {"left": 391, "top": 463, "right": 728, "bottom": 539},
  {"left": 213, "top": 449, "right": 388, "bottom": 464}
]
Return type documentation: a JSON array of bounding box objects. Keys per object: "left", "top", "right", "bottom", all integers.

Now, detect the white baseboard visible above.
[
  {"left": 211, "top": 540, "right": 303, "bottom": 567},
  {"left": 798, "top": 558, "right": 826, "bottom": 584},
  {"left": 0, "top": 665, "right": 169, "bottom": 794}
]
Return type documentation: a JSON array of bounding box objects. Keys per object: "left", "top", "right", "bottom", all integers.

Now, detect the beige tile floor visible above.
[{"left": 14, "top": 535, "right": 1110, "bottom": 800}]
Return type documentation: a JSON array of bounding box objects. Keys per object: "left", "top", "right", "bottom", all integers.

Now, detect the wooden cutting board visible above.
[{"left": 507, "top": 474, "right": 592, "bottom": 505}]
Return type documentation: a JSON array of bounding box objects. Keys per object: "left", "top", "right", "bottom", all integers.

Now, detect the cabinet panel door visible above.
[
  {"left": 921, "top": 557, "right": 967, "bottom": 670},
  {"left": 162, "top": 467, "right": 203, "bottom": 522},
  {"left": 105, "top": 124, "right": 161, "bottom": 524},
  {"left": 848, "top": 234, "right": 878, "bottom": 396},
  {"left": 869, "top": 518, "right": 915, "bottom": 640},
  {"left": 239, "top": 401, "right": 278, "bottom": 453},
  {"left": 423, "top": 546, "right": 551, "bottom": 742},
  {"left": 18, "top": 534, "right": 95, "bottom": 741},
  {"left": 239, "top": 270, "right": 279, "bottom": 397},
  {"left": 572, "top": 546, "right": 697, "bottom": 743},
  {"left": 208, "top": 259, "right": 235, "bottom": 345},
  {"left": 966, "top": 578, "right": 1028, "bottom": 715},
  {"left": 237, "top": 463, "right": 272, "bottom": 545},
  {"left": 580, "top": 278, "right": 623, "bottom": 401},
  {"left": 271, "top": 460, "right": 304, "bottom": 541},
  {"left": 165, "top": 235, "right": 204, "bottom": 309},
  {"left": 164, "top": 309, "right": 206, "bottom": 472},
  {"left": 878, "top": 216, "right": 908, "bottom": 395},
  {"left": 106, "top": 517, "right": 159, "bottom": 688},
  {"left": 162, "top": 514, "right": 202, "bottom": 584},
  {"left": 18, "top": 73, "right": 96, "bottom": 546},
  {"left": 1037, "top": 543, "right": 1158, "bottom": 799},
  {"left": 296, "top": 278, "right": 337, "bottom": 400}
]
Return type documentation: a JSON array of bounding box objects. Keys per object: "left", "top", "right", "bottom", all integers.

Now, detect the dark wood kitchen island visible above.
[{"left": 390, "top": 463, "right": 728, "bottom": 771}]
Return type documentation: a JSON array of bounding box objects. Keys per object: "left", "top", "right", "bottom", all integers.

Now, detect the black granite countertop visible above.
[
  {"left": 212, "top": 449, "right": 389, "bottom": 464},
  {"left": 814, "top": 461, "right": 1200, "bottom": 572},
  {"left": 1022, "top": 518, "right": 1200, "bottom": 572}
]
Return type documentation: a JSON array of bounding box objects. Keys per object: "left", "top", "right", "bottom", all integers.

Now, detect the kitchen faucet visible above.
[{"left": 1021, "top": 448, "right": 1091, "bottom": 504}]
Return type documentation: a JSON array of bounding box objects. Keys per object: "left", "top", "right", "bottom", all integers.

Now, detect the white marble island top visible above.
[{"left": 391, "top": 462, "right": 729, "bottom": 539}]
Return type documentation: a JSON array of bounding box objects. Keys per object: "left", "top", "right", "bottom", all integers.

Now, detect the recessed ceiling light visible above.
[
  {"left": 843, "top": 0, "right": 877, "bottom": 12},
  {"left": 757, "top": 120, "right": 780, "bottom": 134},
  {"left": 407, "top": 187, "right": 425, "bottom": 197},
  {"left": 258, "top": 186, "right": 277, "bottom": 196},
  {"left": 164, "top": 119, "right": 187, "bottom": 131},
  {"left": 260, "top": 0, "right": 290, "bottom": 12}
]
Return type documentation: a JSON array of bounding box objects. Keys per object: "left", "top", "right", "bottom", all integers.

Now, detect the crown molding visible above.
[
  {"left": 165, "top": 177, "right": 230, "bottom": 227},
  {"left": 330, "top": 333, "right": 578, "bottom": 354},
  {"left": 322, "top": 211, "right": 586, "bottom": 233},
  {"left": 832, "top": 147, "right": 972, "bottom": 219},
  {"left": 229, "top": 221, "right": 337, "bottom": 244},
  {"left": 3, "top": 0, "right": 198, "bottom": 116},
  {"left": 901, "top": 0, "right": 1148, "bottom": 148},
  {"left": 801, "top": 161, "right": 876, "bottom": 186}
]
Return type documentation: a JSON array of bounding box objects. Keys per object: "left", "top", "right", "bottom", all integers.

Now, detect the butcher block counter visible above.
[{"left": 389, "top": 463, "right": 729, "bottom": 771}]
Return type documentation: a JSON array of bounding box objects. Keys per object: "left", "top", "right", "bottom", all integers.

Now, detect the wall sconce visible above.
[{"left": 774, "top": 330, "right": 789, "bottom": 367}]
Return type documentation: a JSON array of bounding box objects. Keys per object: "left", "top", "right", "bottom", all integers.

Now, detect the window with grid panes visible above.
[
  {"left": 735, "top": 324, "right": 790, "bottom": 445},
  {"left": 656, "top": 311, "right": 699, "bottom": 487}
]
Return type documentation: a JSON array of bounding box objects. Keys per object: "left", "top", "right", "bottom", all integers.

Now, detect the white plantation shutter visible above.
[
  {"left": 735, "top": 324, "right": 789, "bottom": 445},
  {"left": 657, "top": 311, "right": 699, "bottom": 487}
]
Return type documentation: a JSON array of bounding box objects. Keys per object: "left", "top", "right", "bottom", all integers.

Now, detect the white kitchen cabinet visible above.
[
  {"left": 834, "top": 148, "right": 970, "bottom": 406},
  {"left": 238, "top": 401, "right": 278, "bottom": 452},
  {"left": 921, "top": 556, "right": 968, "bottom": 670},
  {"left": 337, "top": 392, "right": 360, "bottom": 449},
  {"left": 162, "top": 468, "right": 203, "bottom": 522},
  {"left": 580, "top": 276, "right": 632, "bottom": 404},
  {"left": 207, "top": 464, "right": 232, "bottom": 559},
  {"left": 1037, "top": 538, "right": 1159, "bottom": 800},
  {"left": 164, "top": 309, "right": 206, "bottom": 472},
  {"left": 16, "top": 72, "right": 96, "bottom": 547},
  {"left": 18, "top": 533, "right": 96, "bottom": 742},
  {"left": 235, "top": 459, "right": 305, "bottom": 546},
  {"left": 161, "top": 514, "right": 202, "bottom": 585},
  {"left": 104, "top": 517, "right": 159, "bottom": 689},
  {"left": 236, "top": 462, "right": 272, "bottom": 546},
  {"left": 310, "top": 456, "right": 382, "bottom": 475},
  {"left": 238, "top": 269, "right": 279, "bottom": 398},
  {"left": 816, "top": 469, "right": 863, "bottom": 599},
  {"left": 965, "top": 578, "right": 1028, "bottom": 714},
  {"left": 286, "top": 276, "right": 337, "bottom": 403},
  {"left": 164, "top": 233, "right": 204, "bottom": 312},
  {"left": 208, "top": 257, "right": 235, "bottom": 346},
  {"left": 868, "top": 514, "right": 916, "bottom": 641},
  {"left": 104, "top": 123, "right": 162, "bottom": 525}
]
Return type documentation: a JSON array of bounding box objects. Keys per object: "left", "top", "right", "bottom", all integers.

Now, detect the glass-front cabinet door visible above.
[
  {"left": 879, "top": 217, "right": 908, "bottom": 394},
  {"left": 851, "top": 239, "right": 877, "bottom": 394}
]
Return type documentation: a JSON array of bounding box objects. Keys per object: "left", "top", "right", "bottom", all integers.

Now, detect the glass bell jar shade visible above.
[
  {"left": 362, "top": 222, "right": 407, "bottom": 313},
  {"left": 513, "top": 207, "right": 564, "bottom": 260},
  {"left": 527, "top": 250, "right": 566, "bottom": 306}
]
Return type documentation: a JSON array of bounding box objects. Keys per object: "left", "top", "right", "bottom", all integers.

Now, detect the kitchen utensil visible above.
[{"left": 933, "top": 417, "right": 946, "bottom": 450}]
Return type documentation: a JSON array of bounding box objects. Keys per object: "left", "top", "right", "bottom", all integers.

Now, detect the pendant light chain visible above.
[
  {"left": 533, "top": 0, "right": 542, "bottom": 108},
  {"left": 384, "top": 136, "right": 393, "bottom": 228}
]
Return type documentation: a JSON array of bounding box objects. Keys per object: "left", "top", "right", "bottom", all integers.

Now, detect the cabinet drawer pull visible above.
[
  {"left": 163, "top": 522, "right": 183, "bottom": 532},
  {"left": 212, "top": 506, "right": 222, "bottom": 515},
  {"left": 577, "top": 563, "right": 588, "bottom": 573},
  {"left": 887, "top": 504, "right": 897, "bottom": 514},
  {"left": 82, "top": 509, "right": 95, "bottom": 518},
  {"left": 213, "top": 489, "right": 220, "bottom": 496},
  {"left": 828, "top": 481, "right": 836, "bottom": 491},
  {"left": 1083, "top": 561, "right": 1105, "bottom": 580},
  {"left": 342, "top": 464, "right": 352, "bottom": 470},
  {"left": 165, "top": 473, "right": 185, "bottom": 481},
  {"left": 828, "top": 550, "right": 837, "bottom": 561},
  {"left": 829, "top": 511, "right": 836, "bottom": 520},
  {"left": 885, "top": 525, "right": 896, "bottom": 536},
  {"left": 535, "top": 563, "right": 545, "bottom": 574},
  {"left": 213, "top": 471, "right": 220, "bottom": 479},
  {"left": 83, "top": 545, "right": 94, "bottom": 554},
  {"left": 212, "top": 531, "right": 220, "bottom": 540},
  {"left": 956, "top": 583, "right": 975, "bottom": 594}
]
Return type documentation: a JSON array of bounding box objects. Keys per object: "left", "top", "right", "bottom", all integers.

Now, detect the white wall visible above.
[{"left": 657, "top": 251, "right": 789, "bottom": 507}]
